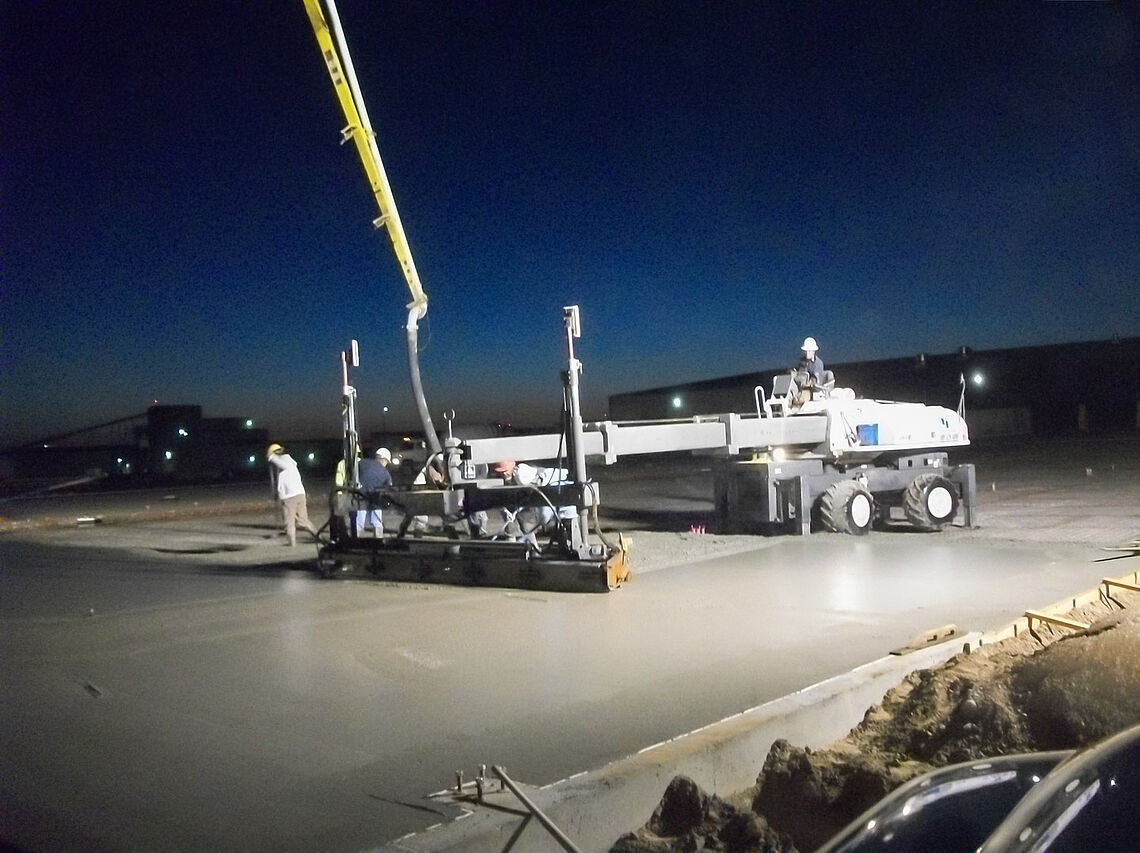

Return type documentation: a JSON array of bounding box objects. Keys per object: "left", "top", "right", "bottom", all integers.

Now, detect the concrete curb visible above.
[{"left": 380, "top": 636, "right": 978, "bottom": 853}]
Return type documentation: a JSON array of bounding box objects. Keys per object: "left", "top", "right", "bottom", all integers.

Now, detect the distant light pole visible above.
[{"left": 382, "top": 405, "right": 389, "bottom": 433}]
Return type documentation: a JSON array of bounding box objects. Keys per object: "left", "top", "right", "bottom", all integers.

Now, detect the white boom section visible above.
[{"left": 455, "top": 402, "right": 968, "bottom": 472}]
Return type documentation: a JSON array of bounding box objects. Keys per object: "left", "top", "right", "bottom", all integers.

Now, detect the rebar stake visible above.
[{"left": 492, "top": 764, "right": 582, "bottom": 853}]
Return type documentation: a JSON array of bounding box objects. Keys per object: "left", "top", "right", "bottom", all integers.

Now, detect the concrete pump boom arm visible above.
[
  {"left": 301, "top": 0, "right": 427, "bottom": 318},
  {"left": 301, "top": 0, "right": 442, "bottom": 457}
]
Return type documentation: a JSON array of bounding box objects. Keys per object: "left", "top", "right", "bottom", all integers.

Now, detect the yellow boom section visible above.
[{"left": 301, "top": 0, "right": 428, "bottom": 315}]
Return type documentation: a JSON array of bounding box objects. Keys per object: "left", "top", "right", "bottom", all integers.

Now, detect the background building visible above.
[
  {"left": 6, "top": 337, "right": 1137, "bottom": 495},
  {"left": 608, "top": 337, "right": 1140, "bottom": 438},
  {"left": 1, "top": 406, "right": 272, "bottom": 494}
]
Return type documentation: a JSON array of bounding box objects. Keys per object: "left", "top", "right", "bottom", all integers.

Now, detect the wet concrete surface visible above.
[
  {"left": 1, "top": 437, "right": 1137, "bottom": 851},
  {"left": 0, "top": 481, "right": 275, "bottom": 531}
]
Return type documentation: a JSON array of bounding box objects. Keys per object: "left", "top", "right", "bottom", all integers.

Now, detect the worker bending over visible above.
[
  {"left": 267, "top": 443, "right": 320, "bottom": 546},
  {"left": 493, "top": 460, "right": 575, "bottom": 544}
]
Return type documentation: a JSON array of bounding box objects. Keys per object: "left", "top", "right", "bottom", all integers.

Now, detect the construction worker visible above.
[
  {"left": 334, "top": 448, "right": 361, "bottom": 489},
  {"left": 267, "top": 443, "right": 320, "bottom": 546},
  {"left": 356, "top": 447, "right": 393, "bottom": 536},
  {"left": 403, "top": 447, "right": 442, "bottom": 537},
  {"left": 797, "top": 337, "right": 825, "bottom": 388},
  {"left": 492, "top": 460, "right": 574, "bottom": 543},
  {"left": 332, "top": 448, "right": 362, "bottom": 541}
]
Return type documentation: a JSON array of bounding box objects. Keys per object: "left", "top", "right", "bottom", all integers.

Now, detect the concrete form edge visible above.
[
  {"left": 378, "top": 635, "right": 979, "bottom": 853},
  {"left": 977, "top": 567, "right": 1140, "bottom": 645},
  {"left": 380, "top": 559, "right": 1140, "bottom": 853}
]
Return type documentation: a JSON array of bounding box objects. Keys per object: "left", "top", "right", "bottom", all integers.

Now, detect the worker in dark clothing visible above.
[
  {"left": 356, "top": 447, "right": 393, "bottom": 536},
  {"left": 796, "top": 336, "right": 824, "bottom": 387},
  {"left": 791, "top": 337, "right": 828, "bottom": 407}
]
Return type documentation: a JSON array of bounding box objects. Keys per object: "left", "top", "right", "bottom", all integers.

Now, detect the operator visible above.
[
  {"left": 493, "top": 460, "right": 575, "bottom": 544},
  {"left": 397, "top": 447, "right": 488, "bottom": 539},
  {"left": 796, "top": 336, "right": 825, "bottom": 389},
  {"left": 356, "top": 447, "right": 393, "bottom": 537}
]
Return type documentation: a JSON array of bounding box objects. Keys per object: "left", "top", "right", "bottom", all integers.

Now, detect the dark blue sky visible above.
[{"left": 3, "top": 2, "right": 1137, "bottom": 446}]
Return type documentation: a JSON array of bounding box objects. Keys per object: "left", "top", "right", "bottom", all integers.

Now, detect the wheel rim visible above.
[
  {"left": 850, "top": 493, "right": 873, "bottom": 528},
  {"left": 927, "top": 485, "right": 954, "bottom": 520}
]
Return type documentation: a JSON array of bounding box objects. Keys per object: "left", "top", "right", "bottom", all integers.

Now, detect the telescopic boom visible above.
[{"left": 301, "top": 0, "right": 441, "bottom": 456}]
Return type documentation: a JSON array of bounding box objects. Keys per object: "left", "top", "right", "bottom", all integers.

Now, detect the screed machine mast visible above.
[{"left": 300, "top": 1, "right": 977, "bottom": 594}]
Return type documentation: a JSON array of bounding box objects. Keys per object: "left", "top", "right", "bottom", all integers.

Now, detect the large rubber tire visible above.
[
  {"left": 819, "top": 480, "right": 874, "bottom": 535},
  {"left": 903, "top": 473, "right": 959, "bottom": 530}
]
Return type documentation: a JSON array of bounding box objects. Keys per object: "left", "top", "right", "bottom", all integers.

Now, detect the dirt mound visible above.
[
  {"left": 612, "top": 602, "right": 1140, "bottom": 853},
  {"left": 610, "top": 775, "right": 795, "bottom": 853},
  {"left": 1014, "top": 608, "right": 1140, "bottom": 748}
]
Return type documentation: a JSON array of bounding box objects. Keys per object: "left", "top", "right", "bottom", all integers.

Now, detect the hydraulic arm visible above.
[{"left": 301, "top": 0, "right": 442, "bottom": 458}]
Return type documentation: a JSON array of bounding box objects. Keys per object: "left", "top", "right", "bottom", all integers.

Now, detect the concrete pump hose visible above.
[{"left": 405, "top": 307, "right": 442, "bottom": 460}]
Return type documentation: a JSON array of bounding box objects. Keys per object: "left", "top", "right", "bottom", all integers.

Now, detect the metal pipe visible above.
[
  {"left": 562, "top": 306, "right": 590, "bottom": 547},
  {"left": 340, "top": 350, "right": 360, "bottom": 486},
  {"left": 491, "top": 765, "right": 582, "bottom": 853}
]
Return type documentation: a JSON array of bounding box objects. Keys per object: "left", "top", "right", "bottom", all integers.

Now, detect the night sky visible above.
[{"left": 3, "top": 2, "right": 1137, "bottom": 447}]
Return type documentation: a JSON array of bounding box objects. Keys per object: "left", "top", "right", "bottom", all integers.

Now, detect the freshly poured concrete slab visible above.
[
  {"left": 2, "top": 437, "right": 1137, "bottom": 850},
  {"left": 0, "top": 524, "right": 1123, "bottom": 852}
]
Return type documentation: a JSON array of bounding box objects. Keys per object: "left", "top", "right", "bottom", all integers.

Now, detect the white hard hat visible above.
[
  {"left": 801, "top": 337, "right": 818, "bottom": 352},
  {"left": 376, "top": 447, "right": 392, "bottom": 461}
]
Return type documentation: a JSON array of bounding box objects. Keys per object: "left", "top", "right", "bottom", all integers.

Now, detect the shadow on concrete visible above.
[{"left": 152, "top": 545, "right": 253, "bottom": 555}]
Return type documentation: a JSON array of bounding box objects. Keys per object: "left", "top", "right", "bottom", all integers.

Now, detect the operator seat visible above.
[
  {"left": 771, "top": 369, "right": 836, "bottom": 414},
  {"left": 770, "top": 373, "right": 798, "bottom": 416}
]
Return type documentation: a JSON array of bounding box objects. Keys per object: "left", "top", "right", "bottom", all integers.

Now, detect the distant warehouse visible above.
[
  {"left": 0, "top": 405, "right": 270, "bottom": 489},
  {"left": 608, "top": 337, "right": 1140, "bottom": 439}
]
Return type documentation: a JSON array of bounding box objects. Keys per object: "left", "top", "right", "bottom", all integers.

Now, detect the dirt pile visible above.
[
  {"left": 614, "top": 776, "right": 796, "bottom": 853},
  {"left": 612, "top": 599, "right": 1140, "bottom": 853}
]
